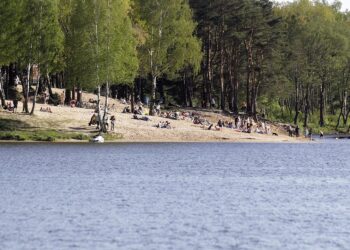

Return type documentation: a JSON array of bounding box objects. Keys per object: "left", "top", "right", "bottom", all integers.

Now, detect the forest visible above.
[{"left": 0, "top": 0, "right": 350, "bottom": 132}]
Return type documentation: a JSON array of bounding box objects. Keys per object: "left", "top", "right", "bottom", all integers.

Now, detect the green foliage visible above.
[
  {"left": 17, "top": 0, "right": 64, "bottom": 72},
  {"left": 0, "top": 129, "right": 91, "bottom": 142},
  {"left": 0, "top": 0, "right": 21, "bottom": 65},
  {"left": 136, "top": 0, "right": 202, "bottom": 79},
  {"left": 64, "top": 0, "right": 139, "bottom": 90}
]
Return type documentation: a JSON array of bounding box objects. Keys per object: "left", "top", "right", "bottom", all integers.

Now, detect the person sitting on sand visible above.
[
  {"left": 123, "top": 106, "right": 131, "bottom": 113},
  {"left": 246, "top": 123, "right": 252, "bottom": 133},
  {"left": 89, "top": 113, "right": 97, "bottom": 126},
  {"left": 5, "top": 101, "right": 14, "bottom": 112},
  {"left": 217, "top": 119, "right": 224, "bottom": 128}
]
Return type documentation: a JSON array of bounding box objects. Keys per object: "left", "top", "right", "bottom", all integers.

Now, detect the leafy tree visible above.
[
  {"left": 0, "top": 0, "right": 22, "bottom": 106},
  {"left": 135, "top": 0, "right": 202, "bottom": 115},
  {"left": 65, "top": 0, "right": 138, "bottom": 132},
  {"left": 16, "top": 0, "right": 63, "bottom": 114}
]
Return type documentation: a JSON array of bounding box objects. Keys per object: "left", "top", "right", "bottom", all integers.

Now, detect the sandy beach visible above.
[{"left": 0, "top": 91, "right": 303, "bottom": 143}]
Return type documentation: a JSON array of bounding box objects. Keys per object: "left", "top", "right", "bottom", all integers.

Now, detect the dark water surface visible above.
[{"left": 1, "top": 142, "right": 350, "bottom": 249}]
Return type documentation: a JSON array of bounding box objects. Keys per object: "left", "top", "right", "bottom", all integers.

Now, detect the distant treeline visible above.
[{"left": 0, "top": 0, "right": 349, "bottom": 128}]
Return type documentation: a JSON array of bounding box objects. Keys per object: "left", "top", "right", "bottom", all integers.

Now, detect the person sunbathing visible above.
[
  {"left": 133, "top": 114, "right": 150, "bottom": 121},
  {"left": 156, "top": 121, "right": 171, "bottom": 129},
  {"left": 123, "top": 106, "right": 131, "bottom": 113},
  {"left": 40, "top": 107, "right": 53, "bottom": 113}
]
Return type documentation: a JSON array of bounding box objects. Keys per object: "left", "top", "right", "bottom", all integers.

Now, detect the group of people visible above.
[
  {"left": 204, "top": 117, "right": 271, "bottom": 134},
  {"left": 156, "top": 121, "right": 172, "bottom": 129},
  {"left": 88, "top": 113, "right": 116, "bottom": 131},
  {"left": 122, "top": 105, "right": 144, "bottom": 115},
  {"left": 40, "top": 107, "right": 52, "bottom": 113},
  {"left": 288, "top": 125, "right": 324, "bottom": 139},
  {"left": 2, "top": 101, "right": 18, "bottom": 113}
]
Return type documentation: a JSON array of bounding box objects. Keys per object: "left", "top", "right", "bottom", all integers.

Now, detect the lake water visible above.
[{"left": 1, "top": 142, "right": 350, "bottom": 250}]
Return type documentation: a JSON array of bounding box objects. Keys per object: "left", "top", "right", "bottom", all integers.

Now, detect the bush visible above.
[
  {"left": 0, "top": 133, "right": 26, "bottom": 141},
  {"left": 71, "top": 134, "right": 89, "bottom": 140}
]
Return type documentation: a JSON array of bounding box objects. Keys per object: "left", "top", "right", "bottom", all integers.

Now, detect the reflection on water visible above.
[{"left": 1, "top": 142, "right": 350, "bottom": 250}]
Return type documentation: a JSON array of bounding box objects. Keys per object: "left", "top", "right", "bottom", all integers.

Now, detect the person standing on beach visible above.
[{"left": 110, "top": 115, "right": 116, "bottom": 131}]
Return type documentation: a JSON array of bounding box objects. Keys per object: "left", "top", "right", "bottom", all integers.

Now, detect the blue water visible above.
[{"left": 1, "top": 142, "right": 350, "bottom": 249}]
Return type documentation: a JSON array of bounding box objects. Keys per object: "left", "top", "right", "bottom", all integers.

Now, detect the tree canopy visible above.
[{"left": 1, "top": 0, "right": 350, "bottom": 131}]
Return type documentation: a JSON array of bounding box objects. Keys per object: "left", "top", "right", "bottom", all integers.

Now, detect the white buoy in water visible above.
[{"left": 91, "top": 135, "right": 105, "bottom": 143}]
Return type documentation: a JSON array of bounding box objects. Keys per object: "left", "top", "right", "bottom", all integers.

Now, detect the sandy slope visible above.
[{"left": 0, "top": 90, "right": 303, "bottom": 143}]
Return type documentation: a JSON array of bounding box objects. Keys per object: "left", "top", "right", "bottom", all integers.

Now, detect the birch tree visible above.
[
  {"left": 65, "top": 0, "right": 138, "bottom": 132},
  {"left": 17, "top": 0, "right": 63, "bottom": 114},
  {"left": 136, "top": 0, "right": 202, "bottom": 115}
]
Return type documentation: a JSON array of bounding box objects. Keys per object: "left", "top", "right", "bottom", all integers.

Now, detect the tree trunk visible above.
[
  {"left": 252, "top": 83, "right": 259, "bottom": 119},
  {"left": 131, "top": 85, "right": 135, "bottom": 113},
  {"left": 183, "top": 71, "right": 188, "bottom": 106},
  {"left": 30, "top": 79, "right": 40, "bottom": 115},
  {"left": 336, "top": 92, "right": 345, "bottom": 129},
  {"left": 0, "top": 71, "right": 6, "bottom": 107},
  {"left": 219, "top": 25, "right": 225, "bottom": 111},
  {"left": 233, "top": 71, "right": 239, "bottom": 114},
  {"left": 72, "top": 85, "right": 76, "bottom": 100},
  {"left": 206, "top": 27, "right": 212, "bottom": 108},
  {"left": 228, "top": 67, "right": 234, "bottom": 112},
  {"left": 188, "top": 74, "right": 194, "bottom": 108},
  {"left": 47, "top": 74, "right": 53, "bottom": 96},
  {"left": 65, "top": 88, "right": 71, "bottom": 104},
  {"left": 303, "top": 86, "right": 310, "bottom": 128},
  {"left": 245, "top": 38, "right": 253, "bottom": 115},
  {"left": 97, "top": 85, "right": 102, "bottom": 134},
  {"left": 101, "top": 82, "right": 109, "bottom": 133},
  {"left": 22, "top": 63, "right": 31, "bottom": 113},
  {"left": 319, "top": 81, "right": 325, "bottom": 127},
  {"left": 293, "top": 78, "right": 299, "bottom": 125},
  {"left": 149, "top": 75, "right": 157, "bottom": 116},
  {"left": 77, "top": 86, "right": 82, "bottom": 106}
]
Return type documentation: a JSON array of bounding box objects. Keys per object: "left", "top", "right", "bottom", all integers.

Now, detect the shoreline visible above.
[
  {"left": 0, "top": 138, "right": 308, "bottom": 144},
  {"left": 1, "top": 92, "right": 307, "bottom": 144}
]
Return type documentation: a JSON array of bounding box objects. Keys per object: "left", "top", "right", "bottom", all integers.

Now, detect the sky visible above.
[{"left": 274, "top": 0, "right": 350, "bottom": 11}]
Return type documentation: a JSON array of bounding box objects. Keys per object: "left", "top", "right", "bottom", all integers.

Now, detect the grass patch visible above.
[
  {"left": 0, "top": 129, "right": 91, "bottom": 142},
  {"left": 0, "top": 118, "right": 31, "bottom": 131},
  {"left": 89, "top": 132, "right": 123, "bottom": 141},
  {"left": 104, "top": 133, "right": 123, "bottom": 141}
]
